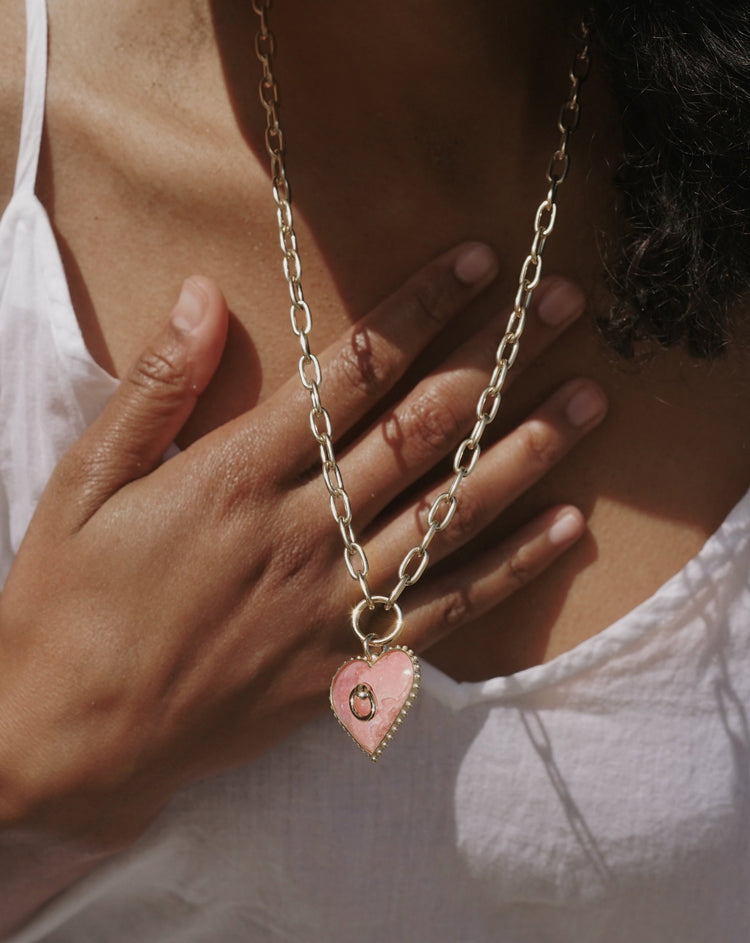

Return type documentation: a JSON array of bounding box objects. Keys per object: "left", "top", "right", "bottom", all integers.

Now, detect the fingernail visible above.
[
  {"left": 454, "top": 244, "right": 498, "bottom": 285},
  {"left": 537, "top": 279, "right": 585, "bottom": 326},
  {"left": 172, "top": 279, "right": 208, "bottom": 333},
  {"left": 566, "top": 384, "right": 607, "bottom": 427},
  {"left": 548, "top": 508, "right": 583, "bottom": 545}
]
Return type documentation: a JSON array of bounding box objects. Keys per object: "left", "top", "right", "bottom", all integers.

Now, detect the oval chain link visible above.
[{"left": 253, "top": 0, "right": 590, "bottom": 631}]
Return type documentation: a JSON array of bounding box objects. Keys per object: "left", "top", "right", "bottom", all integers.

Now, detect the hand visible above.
[{"left": 0, "top": 243, "right": 604, "bottom": 852}]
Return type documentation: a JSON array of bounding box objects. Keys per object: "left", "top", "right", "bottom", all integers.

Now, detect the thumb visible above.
[{"left": 56, "top": 277, "right": 228, "bottom": 519}]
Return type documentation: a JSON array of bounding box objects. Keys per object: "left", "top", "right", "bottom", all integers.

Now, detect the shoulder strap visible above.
[{"left": 14, "top": 0, "right": 48, "bottom": 194}]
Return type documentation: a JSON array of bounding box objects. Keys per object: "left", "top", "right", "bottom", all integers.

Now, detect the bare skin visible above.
[{"left": 0, "top": 0, "right": 748, "bottom": 932}]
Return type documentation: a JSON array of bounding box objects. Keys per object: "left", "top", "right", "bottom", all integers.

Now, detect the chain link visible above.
[{"left": 254, "top": 5, "right": 590, "bottom": 637}]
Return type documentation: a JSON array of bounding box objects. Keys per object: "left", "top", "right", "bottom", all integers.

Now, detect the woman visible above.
[{"left": 0, "top": 0, "right": 748, "bottom": 939}]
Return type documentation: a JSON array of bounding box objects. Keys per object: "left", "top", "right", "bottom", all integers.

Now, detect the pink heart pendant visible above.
[{"left": 330, "top": 646, "right": 420, "bottom": 761}]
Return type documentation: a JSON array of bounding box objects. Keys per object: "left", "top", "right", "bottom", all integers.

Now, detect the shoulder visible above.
[{"left": 0, "top": 0, "right": 26, "bottom": 211}]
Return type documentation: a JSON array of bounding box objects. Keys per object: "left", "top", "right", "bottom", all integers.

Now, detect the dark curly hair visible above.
[{"left": 587, "top": 1, "right": 750, "bottom": 358}]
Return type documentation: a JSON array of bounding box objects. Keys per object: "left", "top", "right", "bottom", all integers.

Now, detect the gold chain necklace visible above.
[{"left": 253, "top": 1, "right": 590, "bottom": 760}]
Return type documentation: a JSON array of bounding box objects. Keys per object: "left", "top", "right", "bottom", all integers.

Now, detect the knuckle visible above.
[
  {"left": 518, "top": 419, "right": 561, "bottom": 470},
  {"left": 416, "top": 496, "right": 432, "bottom": 536},
  {"left": 405, "top": 269, "right": 457, "bottom": 327},
  {"left": 205, "top": 439, "right": 264, "bottom": 523},
  {"left": 210, "top": 475, "right": 252, "bottom": 527},
  {"left": 399, "top": 389, "right": 462, "bottom": 457},
  {"left": 446, "top": 486, "right": 485, "bottom": 546},
  {"left": 506, "top": 543, "right": 536, "bottom": 590},
  {"left": 336, "top": 329, "right": 396, "bottom": 399},
  {"left": 128, "top": 344, "right": 189, "bottom": 400},
  {"left": 261, "top": 514, "right": 331, "bottom": 596},
  {"left": 203, "top": 448, "right": 327, "bottom": 590},
  {"left": 272, "top": 530, "right": 319, "bottom": 586},
  {"left": 441, "top": 587, "right": 472, "bottom": 628}
]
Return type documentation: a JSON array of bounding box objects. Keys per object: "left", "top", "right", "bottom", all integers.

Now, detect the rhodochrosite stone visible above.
[{"left": 330, "top": 647, "right": 420, "bottom": 760}]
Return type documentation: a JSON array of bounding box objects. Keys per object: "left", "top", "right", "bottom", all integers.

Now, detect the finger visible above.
[
  {"left": 510, "top": 276, "right": 586, "bottom": 374},
  {"left": 269, "top": 242, "right": 499, "bottom": 470},
  {"left": 364, "top": 378, "right": 607, "bottom": 579},
  {"left": 402, "top": 504, "right": 586, "bottom": 651},
  {"left": 49, "top": 277, "right": 228, "bottom": 526},
  {"left": 338, "top": 278, "right": 585, "bottom": 521}
]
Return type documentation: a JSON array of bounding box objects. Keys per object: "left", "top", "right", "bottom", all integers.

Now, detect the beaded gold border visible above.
[{"left": 329, "top": 646, "right": 421, "bottom": 762}]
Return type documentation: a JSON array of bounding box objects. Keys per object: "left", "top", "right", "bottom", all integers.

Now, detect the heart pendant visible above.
[{"left": 330, "top": 646, "right": 420, "bottom": 761}]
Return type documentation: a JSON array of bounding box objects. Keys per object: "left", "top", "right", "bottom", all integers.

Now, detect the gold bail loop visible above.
[{"left": 351, "top": 596, "right": 405, "bottom": 653}]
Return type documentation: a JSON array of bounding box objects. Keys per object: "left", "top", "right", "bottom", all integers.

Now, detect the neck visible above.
[
  {"left": 208, "top": 0, "right": 614, "bottom": 315},
  {"left": 73, "top": 0, "right": 590, "bottom": 196},
  {"left": 62, "top": 1, "right": 607, "bottom": 289}
]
